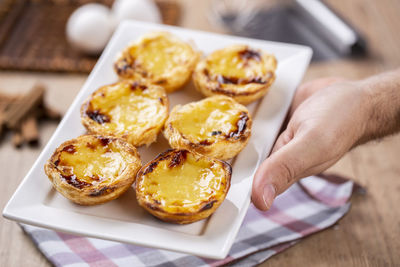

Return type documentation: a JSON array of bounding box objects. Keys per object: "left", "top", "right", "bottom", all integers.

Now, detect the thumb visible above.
[{"left": 252, "top": 133, "right": 317, "bottom": 211}]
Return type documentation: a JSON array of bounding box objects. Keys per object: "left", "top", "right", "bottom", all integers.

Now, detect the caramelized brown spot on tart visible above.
[
  {"left": 97, "top": 136, "right": 111, "bottom": 146},
  {"left": 142, "top": 161, "right": 159, "bottom": 176},
  {"left": 145, "top": 201, "right": 164, "bottom": 211},
  {"left": 86, "top": 109, "right": 110, "bottom": 124},
  {"left": 115, "top": 57, "right": 134, "bottom": 75},
  {"left": 86, "top": 142, "right": 96, "bottom": 150},
  {"left": 248, "top": 76, "right": 266, "bottom": 84},
  {"left": 155, "top": 79, "right": 167, "bottom": 85},
  {"left": 217, "top": 74, "right": 266, "bottom": 85},
  {"left": 61, "top": 174, "right": 91, "bottom": 189},
  {"left": 217, "top": 75, "right": 238, "bottom": 85},
  {"left": 200, "top": 199, "right": 217, "bottom": 211},
  {"left": 130, "top": 81, "right": 139, "bottom": 90},
  {"left": 199, "top": 139, "right": 213, "bottom": 146},
  {"left": 211, "top": 130, "right": 222, "bottom": 136},
  {"left": 168, "top": 150, "right": 188, "bottom": 168},
  {"left": 62, "top": 144, "right": 76, "bottom": 154},
  {"left": 211, "top": 83, "right": 265, "bottom": 96},
  {"left": 229, "top": 112, "right": 249, "bottom": 139},
  {"left": 89, "top": 186, "right": 116, "bottom": 197},
  {"left": 141, "top": 149, "right": 189, "bottom": 175},
  {"left": 130, "top": 81, "right": 147, "bottom": 91},
  {"left": 238, "top": 48, "right": 261, "bottom": 62}
]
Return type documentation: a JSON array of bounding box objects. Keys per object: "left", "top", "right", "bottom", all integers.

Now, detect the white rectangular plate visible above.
[{"left": 3, "top": 21, "right": 312, "bottom": 259}]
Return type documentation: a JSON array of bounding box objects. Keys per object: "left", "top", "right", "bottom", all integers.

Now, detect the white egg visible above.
[
  {"left": 112, "top": 0, "right": 161, "bottom": 25},
  {"left": 66, "top": 4, "right": 114, "bottom": 55}
]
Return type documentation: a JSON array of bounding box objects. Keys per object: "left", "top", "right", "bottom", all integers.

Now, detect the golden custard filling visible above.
[
  {"left": 126, "top": 34, "right": 194, "bottom": 77},
  {"left": 205, "top": 47, "right": 269, "bottom": 86},
  {"left": 86, "top": 82, "right": 166, "bottom": 136},
  {"left": 171, "top": 98, "right": 247, "bottom": 143},
  {"left": 55, "top": 137, "right": 129, "bottom": 188},
  {"left": 137, "top": 151, "right": 226, "bottom": 211}
]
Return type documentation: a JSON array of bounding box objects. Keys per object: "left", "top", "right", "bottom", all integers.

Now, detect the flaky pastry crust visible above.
[
  {"left": 136, "top": 149, "right": 231, "bottom": 224},
  {"left": 114, "top": 31, "right": 200, "bottom": 93},
  {"left": 44, "top": 135, "right": 141, "bottom": 205},
  {"left": 163, "top": 95, "right": 252, "bottom": 160},
  {"left": 80, "top": 80, "right": 169, "bottom": 147},
  {"left": 193, "top": 44, "right": 277, "bottom": 104}
]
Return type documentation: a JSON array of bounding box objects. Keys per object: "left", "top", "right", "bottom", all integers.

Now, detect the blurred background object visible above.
[
  {"left": 211, "top": 0, "right": 367, "bottom": 61},
  {"left": 0, "top": 0, "right": 368, "bottom": 72},
  {"left": 112, "top": 0, "right": 161, "bottom": 25},
  {"left": 66, "top": 3, "right": 114, "bottom": 55},
  {"left": 66, "top": 0, "right": 161, "bottom": 55},
  {"left": 0, "top": 84, "right": 61, "bottom": 148},
  {"left": 0, "top": 0, "right": 179, "bottom": 73}
]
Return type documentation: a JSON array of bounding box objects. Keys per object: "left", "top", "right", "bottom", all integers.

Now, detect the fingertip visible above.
[
  {"left": 251, "top": 194, "right": 269, "bottom": 211},
  {"left": 251, "top": 183, "right": 276, "bottom": 211},
  {"left": 251, "top": 172, "right": 268, "bottom": 211},
  {"left": 252, "top": 164, "right": 277, "bottom": 211},
  {"left": 262, "top": 183, "right": 276, "bottom": 210}
]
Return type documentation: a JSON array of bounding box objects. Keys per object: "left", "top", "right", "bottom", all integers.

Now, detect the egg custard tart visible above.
[
  {"left": 114, "top": 32, "right": 200, "bottom": 93},
  {"left": 164, "top": 95, "right": 252, "bottom": 160},
  {"left": 81, "top": 80, "right": 168, "bottom": 147},
  {"left": 193, "top": 44, "right": 277, "bottom": 104},
  {"left": 44, "top": 135, "right": 141, "bottom": 205},
  {"left": 136, "top": 149, "right": 231, "bottom": 224}
]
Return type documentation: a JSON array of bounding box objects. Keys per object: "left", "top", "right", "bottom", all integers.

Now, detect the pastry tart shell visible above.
[
  {"left": 44, "top": 135, "right": 141, "bottom": 205},
  {"left": 193, "top": 44, "right": 277, "bottom": 104},
  {"left": 136, "top": 149, "right": 231, "bottom": 224},
  {"left": 163, "top": 96, "right": 252, "bottom": 160}
]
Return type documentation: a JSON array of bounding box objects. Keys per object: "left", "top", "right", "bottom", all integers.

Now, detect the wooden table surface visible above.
[{"left": 1, "top": 0, "right": 399, "bottom": 266}]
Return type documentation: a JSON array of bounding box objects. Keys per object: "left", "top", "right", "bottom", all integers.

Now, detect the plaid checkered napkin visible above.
[{"left": 21, "top": 174, "right": 356, "bottom": 267}]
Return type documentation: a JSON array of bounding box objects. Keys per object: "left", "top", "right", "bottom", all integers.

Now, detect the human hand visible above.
[{"left": 251, "top": 77, "right": 369, "bottom": 211}]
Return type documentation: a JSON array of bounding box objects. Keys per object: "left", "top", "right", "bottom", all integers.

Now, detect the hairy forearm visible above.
[{"left": 360, "top": 68, "right": 400, "bottom": 143}]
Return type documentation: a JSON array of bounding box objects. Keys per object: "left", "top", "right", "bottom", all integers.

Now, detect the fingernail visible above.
[{"left": 262, "top": 184, "right": 276, "bottom": 210}]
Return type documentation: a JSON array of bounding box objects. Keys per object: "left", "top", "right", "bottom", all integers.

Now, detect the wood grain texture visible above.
[{"left": 0, "top": 0, "right": 399, "bottom": 266}]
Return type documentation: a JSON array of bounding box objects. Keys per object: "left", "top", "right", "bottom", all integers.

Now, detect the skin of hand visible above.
[
  {"left": 252, "top": 69, "right": 400, "bottom": 211},
  {"left": 251, "top": 78, "right": 367, "bottom": 211}
]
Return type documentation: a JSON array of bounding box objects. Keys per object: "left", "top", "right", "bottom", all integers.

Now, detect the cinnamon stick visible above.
[
  {"left": 12, "top": 130, "right": 24, "bottom": 148},
  {"left": 43, "top": 105, "right": 61, "bottom": 120},
  {"left": 0, "top": 84, "right": 61, "bottom": 148},
  {"left": 21, "top": 116, "right": 39, "bottom": 146},
  {"left": 0, "top": 93, "right": 16, "bottom": 136},
  {"left": 0, "top": 114, "right": 4, "bottom": 136},
  {"left": 4, "top": 84, "right": 45, "bottom": 129}
]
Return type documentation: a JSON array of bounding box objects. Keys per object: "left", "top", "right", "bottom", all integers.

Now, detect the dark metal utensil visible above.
[{"left": 211, "top": 0, "right": 367, "bottom": 61}]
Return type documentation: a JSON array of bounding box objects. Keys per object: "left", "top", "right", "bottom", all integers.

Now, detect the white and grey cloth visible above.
[{"left": 21, "top": 174, "right": 359, "bottom": 267}]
